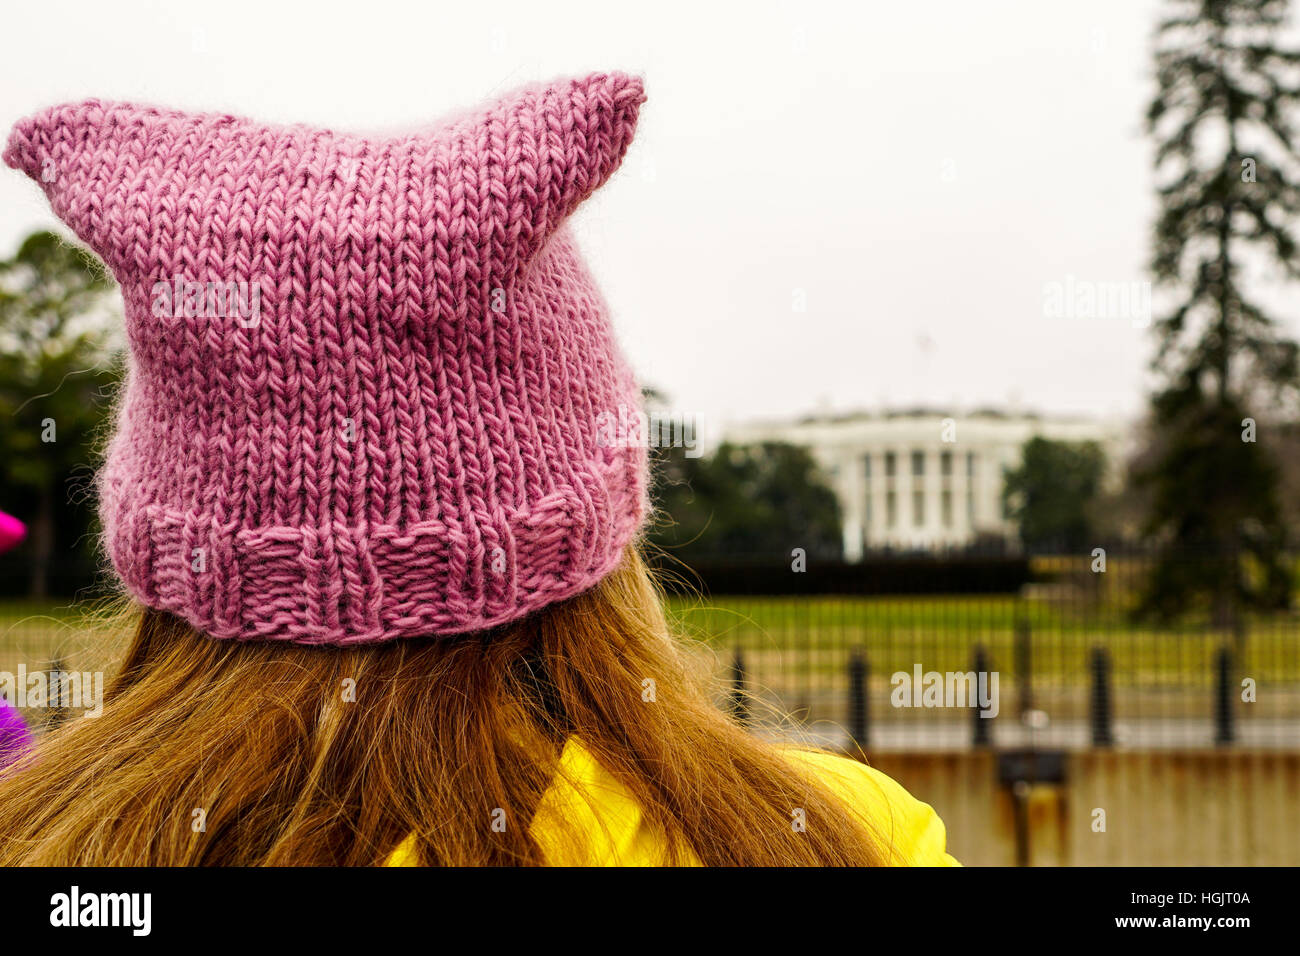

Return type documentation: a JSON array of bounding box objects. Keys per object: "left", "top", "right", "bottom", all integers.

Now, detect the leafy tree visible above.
[
  {"left": 649, "top": 441, "right": 843, "bottom": 563},
  {"left": 1140, "top": 0, "right": 1300, "bottom": 624},
  {"left": 1002, "top": 437, "right": 1106, "bottom": 553},
  {"left": 0, "top": 231, "right": 121, "bottom": 596}
]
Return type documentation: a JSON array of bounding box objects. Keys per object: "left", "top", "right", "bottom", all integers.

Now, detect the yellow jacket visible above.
[{"left": 386, "top": 738, "right": 959, "bottom": 866}]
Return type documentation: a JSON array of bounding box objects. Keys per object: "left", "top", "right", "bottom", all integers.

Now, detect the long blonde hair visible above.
[{"left": 0, "top": 547, "right": 883, "bottom": 865}]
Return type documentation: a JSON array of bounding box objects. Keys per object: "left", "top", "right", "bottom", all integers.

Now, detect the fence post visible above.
[
  {"left": 46, "top": 656, "right": 70, "bottom": 731},
  {"left": 1014, "top": 612, "right": 1033, "bottom": 719},
  {"left": 848, "top": 649, "right": 868, "bottom": 749},
  {"left": 1089, "top": 646, "right": 1114, "bottom": 748},
  {"left": 972, "top": 645, "right": 993, "bottom": 748},
  {"left": 1214, "top": 645, "right": 1234, "bottom": 746},
  {"left": 729, "top": 649, "right": 750, "bottom": 728}
]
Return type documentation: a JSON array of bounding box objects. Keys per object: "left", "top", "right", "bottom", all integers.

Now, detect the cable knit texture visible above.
[{"left": 4, "top": 72, "right": 648, "bottom": 645}]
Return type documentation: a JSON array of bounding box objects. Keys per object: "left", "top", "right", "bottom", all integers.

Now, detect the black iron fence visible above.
[
  {"left": 667, "top": 550, "right": 1300, "bottom": 751},
  {"left": 2, "top": 550, "right": 1299, "bottom": 751}
]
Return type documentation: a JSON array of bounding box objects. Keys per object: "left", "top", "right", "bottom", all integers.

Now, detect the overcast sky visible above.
[{"left": 1, "top": 0, "right": 1234, "bottom": 442}]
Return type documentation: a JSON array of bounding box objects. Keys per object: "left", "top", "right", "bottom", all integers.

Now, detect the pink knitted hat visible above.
[{"left": 4, "top": 72, "right": 648, "bottom": 645}]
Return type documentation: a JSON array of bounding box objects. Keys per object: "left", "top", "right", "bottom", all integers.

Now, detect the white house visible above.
[{"left": 724, "top": 408, "right": 1129, "bottom": 559}]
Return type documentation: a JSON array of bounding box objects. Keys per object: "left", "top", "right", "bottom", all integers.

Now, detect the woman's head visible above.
[
  {"left": 2, "top": 76, "right": 887, "bottom": 867},
  {"left": 0, "top": 546, "right": 884, "bottom": 866}
]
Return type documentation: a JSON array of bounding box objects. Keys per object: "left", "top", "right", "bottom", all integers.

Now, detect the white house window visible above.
[{"left": 863, "top": 455, "right": 872, "bottom": 526}]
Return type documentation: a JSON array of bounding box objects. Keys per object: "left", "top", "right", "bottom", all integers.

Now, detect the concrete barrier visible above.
[{"left": 864, "top": 749, "right": 1300, "bottom": 866}]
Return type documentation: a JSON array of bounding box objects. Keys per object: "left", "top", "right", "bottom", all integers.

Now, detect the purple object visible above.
[
  {"left": 0, "top": 510, "right": 25, "bottom": 554},
  {"left": 0, "top": 699, "right": 32, "bottom": 770}
]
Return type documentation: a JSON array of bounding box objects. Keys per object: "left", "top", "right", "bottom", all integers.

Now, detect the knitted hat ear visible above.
[
  {"left": 471, "top": 72, "right": 645, "bottom": 276},
  {"left": 3, "top": 99, "right": 167, "bottom": 276}
]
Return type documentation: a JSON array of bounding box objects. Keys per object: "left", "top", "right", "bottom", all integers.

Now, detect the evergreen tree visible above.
[
  {"left": 0, "top": 232, "right": 120, "bottom": 596},
  {"left": 650, "top": 441, "right": 843, "bottom": 563},
  {"left": 1003, "top": 438, "right": 1106, "bottom": 553},
  {"left": 1140, "top": 0, "right": 1300, "bottom": 624}
]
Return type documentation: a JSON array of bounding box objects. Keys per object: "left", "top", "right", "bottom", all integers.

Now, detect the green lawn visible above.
[
  {"left": 0, "top": 599, "right": 128, "bottom": 680},
  {"left": 2, "top": 595, "right": 1297, "bottom": 690},
  {"left": 667, "top": 595, "right": 1300, "bottom": 684}
]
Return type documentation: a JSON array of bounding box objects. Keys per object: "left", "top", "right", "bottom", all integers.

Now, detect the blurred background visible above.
[{"left": 2, "top": 0, "right": 1298, "bottom": 865}]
